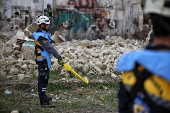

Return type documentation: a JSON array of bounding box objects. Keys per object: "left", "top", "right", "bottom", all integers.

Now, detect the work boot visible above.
[
  {"left": 47, "top": 96, "right": 52, "bottom": 102},
  {"left": 40, "top": 100, "right": 56, "bottom": 108},
  {"left": 40, "top": 95, "right": 55, "bottom": 108}
]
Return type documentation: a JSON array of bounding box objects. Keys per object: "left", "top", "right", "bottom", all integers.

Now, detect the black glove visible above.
[{"left": 58, "top": 57, "right": 65, "bottom": 66}]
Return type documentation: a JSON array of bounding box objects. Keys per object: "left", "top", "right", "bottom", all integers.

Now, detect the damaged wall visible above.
[
  {"left": 0, "top": 0, "right": 53, "bottom": 18},
  {"left": 0, "top": 0, "right": 149, "bottom": 40},
  {"left": 0, "top": 0, "right": 53, "bottom": 36},
  {"left": 52, "top": 0, "right": 147, "bottom": 39}
]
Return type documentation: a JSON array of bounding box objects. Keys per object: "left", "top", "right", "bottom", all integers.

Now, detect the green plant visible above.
[{"left": 49, "top": 72, "right": 63, "bottom": 80}]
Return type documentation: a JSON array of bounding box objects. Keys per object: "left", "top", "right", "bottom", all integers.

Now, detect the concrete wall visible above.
[
  {"left": 0, "top": 0, "right": 53, "bottom": 19},
  {"left": 0, "top": 0, "right": 148, "bottom": 40},
  {"left": 52, "top": 0, "right": 146, "bottom": 39}
]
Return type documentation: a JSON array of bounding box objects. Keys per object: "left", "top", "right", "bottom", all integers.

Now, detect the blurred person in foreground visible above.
[
  {"left": 33, "top": 16, "right": 64, "bottom": 108},
  {"left": 116, "top": 0, "right": 170, "bottom": 113}
]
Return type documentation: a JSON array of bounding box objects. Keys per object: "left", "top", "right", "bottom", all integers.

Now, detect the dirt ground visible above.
[
  {"left": 0, "top": 75, "right": 119, "bottom": 113},
  {"left": 57, "top": 107, "right": 118, "bottom": 113}
]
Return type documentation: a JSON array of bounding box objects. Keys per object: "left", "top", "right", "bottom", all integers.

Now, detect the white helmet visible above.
[
  {"left": 37, "top": 16, "right": 50, "bottom": 25},
  {"left": 144, "top": 0, "right": 170, "bottom": 17}
]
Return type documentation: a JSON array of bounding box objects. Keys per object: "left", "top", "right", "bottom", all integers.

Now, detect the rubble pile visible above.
[
  {"left": 53, "top": 37, "right": 147, "bottom": 77},
  {"left": 0, "top": 23, "right": 150, "bottom": 82}
]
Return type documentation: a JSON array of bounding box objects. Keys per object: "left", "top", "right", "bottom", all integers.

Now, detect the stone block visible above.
[
  {"left": 51, "top": 31, "right": 66, "bottom": 43},
  {"left": 90, "top": 65, "right": 104, "bottom": 75},
  {"left": 16, "top": 39, "right": 25, "bottom": 46},
  {"left": 24, "top": 30, "right": 32, "bottom": 37},
  {"left": 27, "top": 23, "right": 38, "bottom": 33},
  {"left": 16, "top": 31, "right": 25, "bottom": 40},
  {"left": 21, "top": 44, "right": 35, "bottom": 60}
]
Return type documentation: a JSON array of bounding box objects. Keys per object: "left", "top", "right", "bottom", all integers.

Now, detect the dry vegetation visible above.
[{"left": 0, "top": 70, "right": 120, "bottom": 113}]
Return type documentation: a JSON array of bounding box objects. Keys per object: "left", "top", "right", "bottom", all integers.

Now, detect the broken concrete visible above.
[
  {"left": 0, "top": 1, "right": 152, "bottom": 82},
  {"left": 51, "top": 31, "right": 66, "bottom": 43},
  {"left": 0, "top": 32, "right": 150, "bottom": 78},
  {"left": 21, "top": 44, "right": 34, "bottom": 60}
]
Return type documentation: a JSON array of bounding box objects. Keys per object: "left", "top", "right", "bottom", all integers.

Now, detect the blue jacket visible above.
[
  {"left": 33, "top": 30, "right": 52, "bottom": 68},
  {"left": 117, "top": 45, "right": 170, "bottom": 113},
  {"left": 117, "top": 49, "right": 170, "bottom": 81}
]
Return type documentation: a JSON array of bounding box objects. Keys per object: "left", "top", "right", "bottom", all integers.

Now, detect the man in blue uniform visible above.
[
  {"left": 33, "top": 16, "right": 64, "bottom": 107},
  {"left": 117, "top": 0, "right": 170, "bottom": 113}
]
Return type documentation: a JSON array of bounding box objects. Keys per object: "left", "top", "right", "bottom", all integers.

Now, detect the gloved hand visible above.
[{"left": 58, "top": 57, "right": 65, "bottom": 66}]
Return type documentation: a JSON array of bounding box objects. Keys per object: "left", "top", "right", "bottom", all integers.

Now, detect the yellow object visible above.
[
  {"left": 133, "top": 104, "right": 147, "bottom": 113},
  {"left": 137, "top": 65, "right": 145, "bottom": 72},
  {"left": 122, "top": 71, "right": 137, "bottom": 85},
  {"left": 63, "top": 63, "right": 89, "bottom": 84},
  {"left": 144, "top": 75, "right": 170, "bottom": 101}
]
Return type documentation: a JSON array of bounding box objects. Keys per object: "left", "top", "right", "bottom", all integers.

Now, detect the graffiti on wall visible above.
[
  {"left": 50, "top": 0, "right": 148, "bottom": 40},
  {"left": 68, "top": 0, "right": 95, "bottom": 8},
  {"left": 52, "top": 0, "right": 110, "bottom": 40},
  {"left": 0, "top": 0, "right": 147, "bottom": 41}
]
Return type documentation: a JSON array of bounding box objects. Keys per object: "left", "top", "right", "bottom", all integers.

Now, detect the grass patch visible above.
[
  {"left": 0, "top": 70, "right": 120, "bottom": 112},
  {"left": 47, "top": 83, "right": 73, "bottom": 91},
  {"left": 49, "top": 71, "right": 63, "bottom": 80}
]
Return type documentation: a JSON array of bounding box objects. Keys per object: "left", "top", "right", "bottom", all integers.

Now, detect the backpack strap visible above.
[
  {"left": 130, "top": 64, "right": 152, "bottom": 100},
  {"left": 34, "top": 40, "right": 44, "bottom": 58},
  {"left": 129, "top": 64, "right": 170, "bottom": 113}
]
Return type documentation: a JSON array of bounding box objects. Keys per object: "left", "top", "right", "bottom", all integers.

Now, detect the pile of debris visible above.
[{"left": 0, "top": 23, "right": 150, "bottom": 82}]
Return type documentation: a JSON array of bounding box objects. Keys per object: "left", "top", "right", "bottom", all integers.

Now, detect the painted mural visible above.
[{"left": 0, "top": 0, "right": 149, "bottom": 40}]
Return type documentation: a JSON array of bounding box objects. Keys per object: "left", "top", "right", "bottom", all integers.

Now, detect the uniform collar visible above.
[
  {"left": 36, "top": 28, "right": 46, "bottom": 33},
  {"left": 145, "top": 44, "right": 170, "bottom": 50}
]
